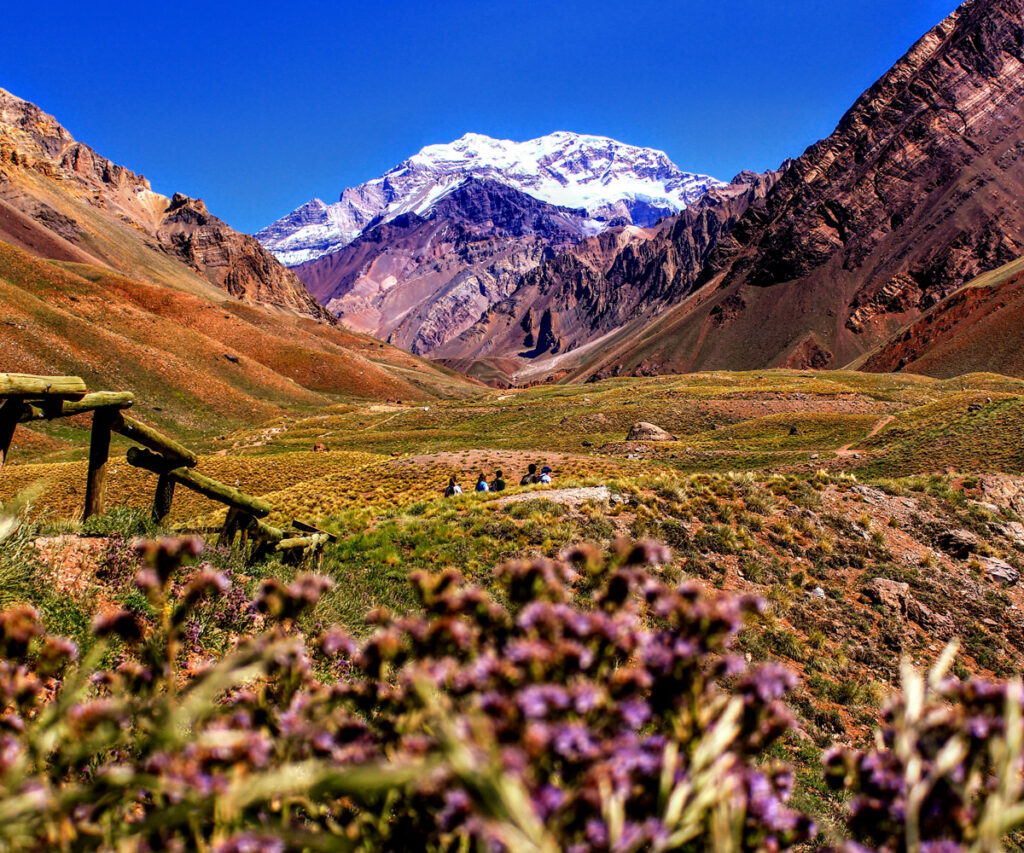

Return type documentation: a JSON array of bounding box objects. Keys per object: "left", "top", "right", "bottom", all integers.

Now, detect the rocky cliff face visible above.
[
  {"left": 579, "top": 0, "right": 1024, "bottom": 378},
  {"left": 435, "top": 170, "right": 779, "bottom": 373},
  {"left": 853, "top": 254, "right": 1024, "bottom": 378},
  {"left": 0, "top": 87, "right": 330, "bottom": 321},
  {"left": 293, "top": 179, "right": 590, "bottom": 353},
  {"left": 257, "top": 132, "right": 723, "bottom": 266},
  {"left": 157, "top": 194, "right": 331, "bottom": 321}
]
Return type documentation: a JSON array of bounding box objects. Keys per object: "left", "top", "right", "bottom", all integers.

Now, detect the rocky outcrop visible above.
[
  {"left": 0, "top": 88, "right": 330, "bottom": 322},
  {"left": 854, "top": 256, "right": 1024, "bottom": 378},
  {"left": 862, "top": 577, "right": 955, "bottom": 637},
  {"left": 934, "top": 528, "right": 980, "bottom": 559},
  {"left": 978, "top": 473, "right": 1024, "bottom": 516},
  {"left": 626, "top": 422, "right": 677, "bottom": 441},
  {"left": 862, "top": 577, "right": 910, "bottom": 613},
  {"left": 980, "top": 556, "right": 1020, "bottom": 585},
  {"left": 158, "top": 194, "right": 332, "bottom": 321}
]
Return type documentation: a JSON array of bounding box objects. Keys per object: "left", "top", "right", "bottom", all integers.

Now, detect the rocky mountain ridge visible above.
[
  {"left": 293, "top": 178, "right": 593, "bottom": 354},
  {"left": 435, "top": 169, "right": 780, "bottom": 382},
  {"left": 0, "top": 87, "right": 330, "bottom": 321},
  {"left": 572, "top": 0, "right": 1024, "bottom": 380},
  {"left": 0, "top": 87, "right": 478, "bottom": 418},
  {"left": 257, "top": 131, "right": 723, "bottom": 266}
]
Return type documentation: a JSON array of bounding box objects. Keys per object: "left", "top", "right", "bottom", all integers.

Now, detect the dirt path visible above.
[
  {"left": 835, "top": 414, "right": 895, "bottom": 458},
  {"left": 363, "top": 411, "right": 405, "bottom": 432},
  {"left": 494, "top": 485, "right": 613, "bottom": 509}
]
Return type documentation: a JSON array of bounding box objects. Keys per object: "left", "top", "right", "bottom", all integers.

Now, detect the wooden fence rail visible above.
[{"left": 0, "top": 372, "right": 330, "bottom": 565}]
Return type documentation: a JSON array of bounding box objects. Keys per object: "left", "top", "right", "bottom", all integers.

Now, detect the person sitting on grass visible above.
[
  {"left": 520, "top": 463, "right": 538, "bottom": 486},
  {"left": 539, "top": 465, "right": 553, "bottom": 484},
  {"left": 444, "top": 476, "right": 462, "bottom": 497},
  {"left": 475, "top": 473, "right": 489, "bottom": 492},
  {"left": 491, "top": 469, "right": 506, "bottom": 491}
]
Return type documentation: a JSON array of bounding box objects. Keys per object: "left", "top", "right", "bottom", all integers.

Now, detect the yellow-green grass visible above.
[{"left": 7, "top": 369, "right": 1024, "bottom": 528}]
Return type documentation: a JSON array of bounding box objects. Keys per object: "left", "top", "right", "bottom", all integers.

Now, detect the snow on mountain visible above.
[{"left": 257, "top": 132, "right": 724, "bottom": 266}]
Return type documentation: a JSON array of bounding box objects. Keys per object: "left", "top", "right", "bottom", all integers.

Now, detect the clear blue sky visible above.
[{"left": 2, "top": 0, "right": 961, "bottom": 234}]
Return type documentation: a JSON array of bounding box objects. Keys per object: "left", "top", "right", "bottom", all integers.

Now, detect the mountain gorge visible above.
[
  {"left": 260, "top": 132, "right": 725, "bottom": 360},
  {"left": 434, "top": 169, "right": 780, "bottom": 382}
]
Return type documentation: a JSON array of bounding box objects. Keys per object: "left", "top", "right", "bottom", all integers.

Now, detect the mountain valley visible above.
[
  {"left": 250, "top": 0, "right": 1024, "bottom": 387},
  {"left": 8, "top": 2, "right": 1024, "bottom": 848}
]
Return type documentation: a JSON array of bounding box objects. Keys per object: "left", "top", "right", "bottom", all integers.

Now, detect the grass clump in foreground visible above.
[{"left": 3, "top": 497, "right": 1024, "bottom": 851}]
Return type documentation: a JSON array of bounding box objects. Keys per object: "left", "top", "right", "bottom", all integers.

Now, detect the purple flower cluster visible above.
[
  {"left": 25, "top": 534, "right": 1024, "bottom": 850},
  {"left": 824, "top": 671, "right": 1024, "bottom": 853},
  {"left": 322, "top": 547, "right": 814, "bottom": 850}
]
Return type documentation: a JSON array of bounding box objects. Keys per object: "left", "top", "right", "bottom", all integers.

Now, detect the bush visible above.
[
  {"left": 4, "top": 508, "right": 1024, "bottom": 852},
  {"left": 826, "top": 645, "right": 1024, "bottom": 852}
]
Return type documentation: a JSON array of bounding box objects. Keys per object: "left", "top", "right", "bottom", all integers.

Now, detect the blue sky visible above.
[{"left": 3, "top": 0, "right": 960, "bottom": 234}]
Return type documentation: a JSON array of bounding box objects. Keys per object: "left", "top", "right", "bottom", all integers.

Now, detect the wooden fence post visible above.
[
  {"left": 0, "top": 399, "right": 24, "bottom": 478},
  {"left": 218, "top": 508, "right": 242, "bottom": 548},
  {"left": 152, "top": 474, "right": 176, "bottom": 525},
  {"left": 83, "top": 408, "right": 115, "bottom": 521}
]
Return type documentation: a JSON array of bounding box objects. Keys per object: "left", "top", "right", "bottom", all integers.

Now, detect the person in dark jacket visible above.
[
  {"left": 491, "top": 470, "right": 506, "bottom": 491},
  {"left": 520, "top": 463, "right": 538, "bottom": 486}
]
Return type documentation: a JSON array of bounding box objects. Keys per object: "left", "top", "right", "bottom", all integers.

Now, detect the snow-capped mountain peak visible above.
[{"left": 257, "top": 131, "right": 724, "bottom": 266}]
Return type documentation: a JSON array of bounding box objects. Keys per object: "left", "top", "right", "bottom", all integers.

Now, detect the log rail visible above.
[{"left": 0, "top": 372, "right": 330, "bottom": 565}]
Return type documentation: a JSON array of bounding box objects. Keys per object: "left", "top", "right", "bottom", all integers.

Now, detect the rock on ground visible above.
[
  {"left": 934, "top": 528, "right": 979, "bottom": 559},
  {"left": 626, "top": 422, "right": 676, "bottom": 441},
  {"left": 495, "top": 486, "right": 614, "bottom": 510},
  {"left": 862, "top": 577, "right": 910, "bottom": 614},
  {"left": 981, "top": 556, "right": 1020, "bottom": 585}
]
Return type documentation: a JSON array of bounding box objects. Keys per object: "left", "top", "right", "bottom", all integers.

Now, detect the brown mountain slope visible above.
[
  {"left": 0, "top": 240, "right": 477, "bottom": 436},
  {"left": 294, "top": 179, "right": 590, "bottom": 354},
  {"left": 851, "top": 254, "right": 1024, "bottom": 378},
  {"left": 435, "top": 171, "right": 778, "bottom": 382},
  {"left": 572, "top": 0, "right": 1024, "bottom": 380},
  {"left": 0, "top": 87, "right": 330, "bottom": 321}
]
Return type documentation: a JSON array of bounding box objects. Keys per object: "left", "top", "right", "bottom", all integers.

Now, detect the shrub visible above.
[
  {"left": 80, "top": 505, "right": 158, "bottom": 538},
  {"left": 826, "top": 645, "right": 1024, "bottom": 852}
]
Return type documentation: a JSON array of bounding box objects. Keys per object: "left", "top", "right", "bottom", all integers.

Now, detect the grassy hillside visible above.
[
  {"left": 8, "top": 368, "right": 1024, "bottom": 523},
  {"left": 8, "top": 367, "right": 1024, "bottom": 840},
  {"left": 6, "top": 362, "right": 1024, "bottom": 843},
  {"left": 0, "top": 239, "right": 478, "bottom": 446}
]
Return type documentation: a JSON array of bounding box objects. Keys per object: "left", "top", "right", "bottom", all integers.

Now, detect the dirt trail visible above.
[
  {"left": 835, "top": 415, "right": 895, "bottom": 458},
  {"left": 494, "top": 485, "right": 613, "bottom": 509},
  {"left": 363, "top": 411, "right": 405, "bottom": 432}
]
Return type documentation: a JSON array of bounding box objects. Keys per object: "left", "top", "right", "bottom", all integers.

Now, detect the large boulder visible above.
[
  {"left": 979, "top": 474, "right": 1024, "bottom": 517},
  {"left": 906, "top": 598, "right": 955, "bottom": 639},
  {"left": 626, "top": 422, "right": 676, "bottom": 442},
  {"left": 989, "top": 521, "right": 1024, "bottom": 545}
]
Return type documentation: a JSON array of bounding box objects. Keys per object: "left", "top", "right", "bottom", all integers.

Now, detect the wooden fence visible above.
[{"left": 0, "top": 373, "right": 334, "bottom": 564}]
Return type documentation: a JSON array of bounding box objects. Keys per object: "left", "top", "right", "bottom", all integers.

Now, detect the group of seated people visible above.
[{"left": 443, "top": 463, "right": 553, "bottom": 497}]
